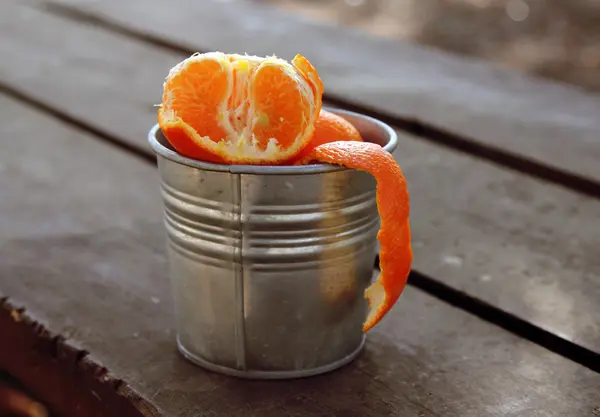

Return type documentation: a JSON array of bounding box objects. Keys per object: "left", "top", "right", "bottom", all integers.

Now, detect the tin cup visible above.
[{"left": 148, "top": 108, "right": 397, "bottom": 379}]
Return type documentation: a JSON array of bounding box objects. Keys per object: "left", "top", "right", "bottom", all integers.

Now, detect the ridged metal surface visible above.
[{"left": 149, "top": 108, "right": 397, "bottom": 378}]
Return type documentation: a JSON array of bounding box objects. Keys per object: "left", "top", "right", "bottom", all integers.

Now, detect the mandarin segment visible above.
[
  {"left": 251, "top": 63, "right": 312, "bottom": 152},
  {"left": 292, "top": 54, "right": 324, "bottom": 101},
  {"left": 302, "top": 141, "right": 413, "bottom": 332},
  {"left": 161, "top": 57, "right": 231, "bottom": 143},
  {"left": 157, "top": 110, "right": 226, "bottom": 163}
]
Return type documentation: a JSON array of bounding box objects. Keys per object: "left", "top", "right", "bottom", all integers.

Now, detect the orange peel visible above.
[
  {"left": 300, "top": 141, "right": 412, "bottom": 332},
  {"left": 289, "top": 109, "right": 363, "bottom": 164}
]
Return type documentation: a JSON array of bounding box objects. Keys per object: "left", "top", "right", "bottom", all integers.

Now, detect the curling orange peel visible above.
[{"left": 300, "top": 141, "right": 412, "bottom": 332}]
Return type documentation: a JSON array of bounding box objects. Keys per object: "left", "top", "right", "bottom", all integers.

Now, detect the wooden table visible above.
[
  {"left": 264, "top": 0, "right": 600, "bottom": 92},
  {"left": 1, "top": 1, "right": 599, "bottom": 416}
]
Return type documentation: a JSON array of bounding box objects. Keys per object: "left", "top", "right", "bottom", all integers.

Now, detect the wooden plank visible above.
[
  {"left": 1, "top": 96, "right": 599, "bottom": 416},
  {"left": 0, "top": 106, "right": 165, "bottom": 417},
  {"left": 0, "top": 301, "right": 162, "bottom": 417},
  {"left": 265, "top": 0, "right": 600, "bottom": 92},
  {"left": 0, "top": 1, "right": 183, "bottom": 155},
  {"left": 44, "top": 0, "right": 600, "bottom": 184},
  {"left": 1, "top": 3, "right": 600, "bottom": 353}
]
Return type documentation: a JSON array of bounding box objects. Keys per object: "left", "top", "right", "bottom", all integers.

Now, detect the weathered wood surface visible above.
[
  {"left": 0, "top": 96, "right": 166, "bottom": 417},
  {"left": 46, "top": 0, "right": 600, "bottom": 183},
  {"left": 0, "top": 1, "right": 178, "bottom": 156},
  {"left": 0, "top": 299, "right": 161, "bottom": 417},
  {"left": 1, "top": 2, "right": 599, "bottom": 353},
  {"left": 266, "top": 0, "right": 600, "bottom": 92},
  {"left": 1, "top": 96, "right": 599, "bottom": 416}
]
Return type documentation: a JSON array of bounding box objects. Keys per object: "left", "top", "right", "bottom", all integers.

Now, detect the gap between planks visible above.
[
  {"left": 35, "top": 0, "right": 600, "bottom": 201},
  {"left": 0, "top": 82, "right": 155, "bottom": 166},
  {"left": 2, "top": 85, "right": 599, "bottom": 375},
  {"left": 374, "top": 258, "right": 600, "bottom": 374}
]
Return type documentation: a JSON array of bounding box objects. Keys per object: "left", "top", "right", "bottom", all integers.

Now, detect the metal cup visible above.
[{"left": 148, "top": 108, "right": 397, "bottom": 379}]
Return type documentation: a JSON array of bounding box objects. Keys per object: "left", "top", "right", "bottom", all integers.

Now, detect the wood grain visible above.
[
  {"left": 0, "top": 300, "right": 163, "bottom": 417},
  {"left": 1, "top": 96, "right": 599, "bottom": 416},
  {"left": 265, "top": 0, "right": 600, "bottom": 92},
  {"left": 44, "top": 0, "right": 600, "bottom": 184},
  {"left": 0, "top": 1, "right": 180, "bottom": 155},
  {"left": 0, "top": 3, "right": 599, "bottom": 353}
]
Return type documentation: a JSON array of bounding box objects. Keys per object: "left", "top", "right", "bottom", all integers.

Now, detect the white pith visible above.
[
  {"left": 364, "top": 279, "right": 385, "bottom": 329},
  {"left": 161, "top": 52, "right": 319, "bottom": 162}
]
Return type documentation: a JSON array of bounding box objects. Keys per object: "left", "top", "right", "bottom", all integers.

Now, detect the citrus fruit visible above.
[
  {"left": 157, "top": 52, "right": 412, "bottom": 332},
  {"left": 288, "top": 109, "right": 363, "bottom": 164},
  {"left": 158, "top": 52, "right": 324, "bottom": 164},
  {"left": 299, "top": 141, "right": 412, "bottom": 332}
]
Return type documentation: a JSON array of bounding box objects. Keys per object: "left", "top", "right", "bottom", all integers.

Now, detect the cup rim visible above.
[{"left": 147, "top": 107, "right": 398, "bottom": 175}]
